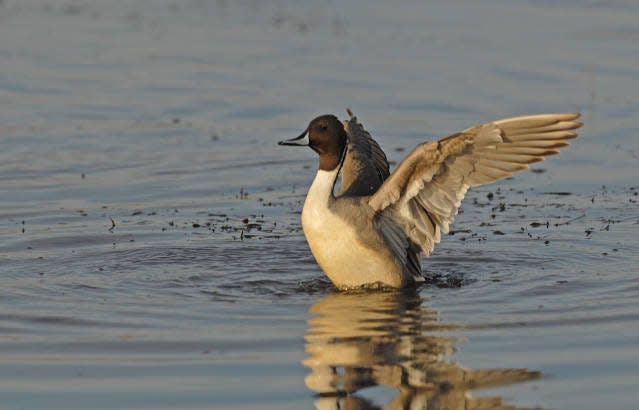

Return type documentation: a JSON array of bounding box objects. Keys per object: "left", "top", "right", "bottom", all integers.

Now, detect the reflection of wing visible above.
[
  {"left": 304, "top": 291, "right": 541, "bottom": 410},
  {"left": 369, "top": 113, "right": 582, "bottom": 255},
  {"left": 337, "top": 110, "right": 390, "bottom": 197}
]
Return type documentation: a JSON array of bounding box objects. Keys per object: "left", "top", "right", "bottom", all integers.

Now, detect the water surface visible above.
[{"left": 1, "top": 1, "right": 638, "bottom": 409}]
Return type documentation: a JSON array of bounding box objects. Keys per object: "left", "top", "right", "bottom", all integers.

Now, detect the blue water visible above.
[{"left": 1, "top": 1, "right": 638, "bottom": 409}]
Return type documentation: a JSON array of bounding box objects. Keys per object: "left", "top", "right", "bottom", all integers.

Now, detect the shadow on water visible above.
[{"left": 303, "top": 290, "right": 540, "bottom": 410}]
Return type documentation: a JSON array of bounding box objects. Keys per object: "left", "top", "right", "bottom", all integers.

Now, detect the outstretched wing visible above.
[
  {"left": 337, "top": 109, "right": 390, "bottom": 197},
  {"left": 368, "top": 113, "right": 582, "bottom": 255}
]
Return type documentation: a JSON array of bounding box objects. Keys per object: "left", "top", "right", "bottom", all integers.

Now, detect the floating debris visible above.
[
  {"left": 529, "top": 222, "right": 548, "bottom": 228},
  {"left": 449, "top": 229, "right": 472, "bottom": 235},
  {"left": 542, "top": 192, "right": 572, "bottom": 196}
]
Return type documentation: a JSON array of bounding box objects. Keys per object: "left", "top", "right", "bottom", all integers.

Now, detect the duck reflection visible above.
[{"left": 303, "top": 290, "right": 540, "bottom": 410}]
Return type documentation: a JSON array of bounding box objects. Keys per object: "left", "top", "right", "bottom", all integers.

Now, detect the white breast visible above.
[{"left": 301, "top": 169, "right": 404, "bottom": 288}]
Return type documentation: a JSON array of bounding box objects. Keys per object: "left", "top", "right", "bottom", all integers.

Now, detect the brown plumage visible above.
[{"left": 368, "top": 113, "right": 581, "bottom": 257}]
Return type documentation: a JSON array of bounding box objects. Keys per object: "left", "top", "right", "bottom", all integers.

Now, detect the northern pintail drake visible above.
[{"left": 279, "top": 110, "right": 581, "bottom": 289}]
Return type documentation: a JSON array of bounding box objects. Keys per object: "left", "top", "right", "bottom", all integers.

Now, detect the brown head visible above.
[{"left": 278, "top": 115, "right": 348, "bottom": 171}]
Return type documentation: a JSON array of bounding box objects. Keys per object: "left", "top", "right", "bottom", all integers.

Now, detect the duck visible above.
[{"left": 279, "top": 109, "right": 581, "bottom": 289}]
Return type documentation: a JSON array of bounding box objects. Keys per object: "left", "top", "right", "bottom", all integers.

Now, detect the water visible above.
[{"left": 1, "top": 1, "right": 638, "bottom": 409}]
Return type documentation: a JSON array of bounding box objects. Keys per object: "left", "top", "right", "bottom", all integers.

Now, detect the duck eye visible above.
[{"left": 320, "top": 125, "right": 328, "bottom": 131}]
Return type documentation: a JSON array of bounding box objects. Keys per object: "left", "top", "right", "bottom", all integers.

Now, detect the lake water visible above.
[{"left": 1, "top": 1, "right": 638, "bottom": 409}]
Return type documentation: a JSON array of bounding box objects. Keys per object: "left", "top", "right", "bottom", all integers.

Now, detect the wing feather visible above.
[
  {"left": 375, "top": 213, "right": 409, "bottom": 267},
  {"left": 505, "top": 131, "right": 578, "bottom": 141},
  {"left": 369, "top": 113, "right": 581, "bottom": 255},
  {"left": 337, "top": 110, "right": 390, "bottom": 197},
  {"left": 495, "top": 112, "right": 578, "bottom": 129}
]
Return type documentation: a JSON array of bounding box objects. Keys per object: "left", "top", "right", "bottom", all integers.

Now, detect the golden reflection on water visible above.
[{"left": 303, "top": 290, "right": 540, "bottom": 410}]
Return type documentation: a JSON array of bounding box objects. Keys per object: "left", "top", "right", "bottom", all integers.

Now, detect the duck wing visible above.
[
  {"left": 337, "top": 110, "right": 390, "bottom": 197},
  {"left": 368, "top": 113, "right": 582, "bottom": 256}
]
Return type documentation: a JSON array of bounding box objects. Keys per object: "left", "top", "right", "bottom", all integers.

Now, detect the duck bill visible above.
[{"left": 278, "top": 130, "right": 309, "bottom": 146}]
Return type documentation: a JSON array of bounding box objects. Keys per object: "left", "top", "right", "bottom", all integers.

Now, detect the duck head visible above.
[{"left": 279, "top": 115, "right": 348, "bottom": 171}]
